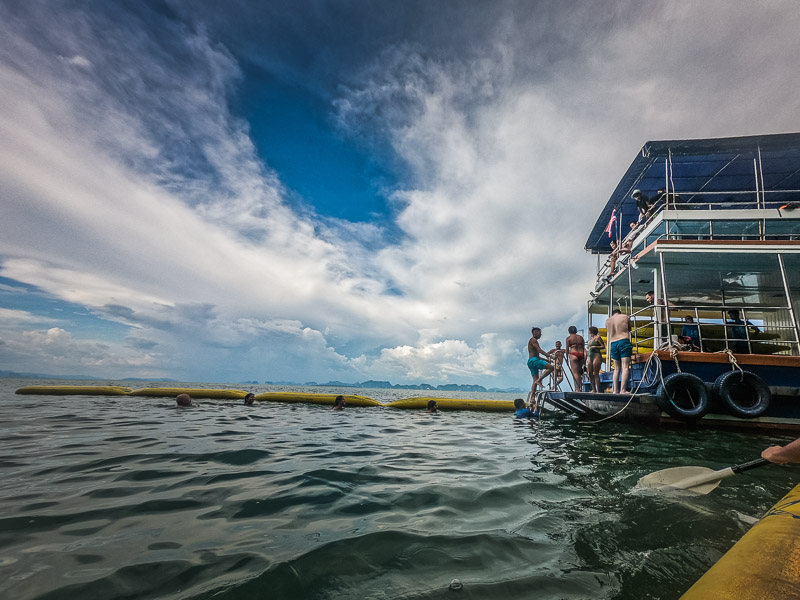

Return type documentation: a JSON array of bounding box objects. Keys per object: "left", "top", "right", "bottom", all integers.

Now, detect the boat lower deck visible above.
[
  {"left": 542, "top": 391, "right": 662, "bottom": 424},
  {"left": 542, "top": 390, "right": 800, "bottom": 431}
]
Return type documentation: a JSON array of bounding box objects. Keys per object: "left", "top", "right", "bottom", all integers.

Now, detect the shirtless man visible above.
[
  {"left": 605, "top": 309, "right": 632, "bottom": 394},
  {"left": 565, "top": 325, "right": 586, "bottom": 391},
  {"left": 527, "top": 327, "right": 555, "bottom": 395},
  {"left": 550, "top": 341, "right": 566, "bottom": 387}
]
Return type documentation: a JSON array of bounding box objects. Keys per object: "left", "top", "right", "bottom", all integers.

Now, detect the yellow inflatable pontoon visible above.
[
  {"left": 15, "top": 385, "right": 133, "bottom": 396},
  {"left": 680, "top": 482, "right": 800, "bottom": 599},
  {"left": 128, "top": 387, "right": 248, "bottom": 399},
  {"left": 255, "top": 392, "right": 382, "bottom": 407},
  {"left": 385, "top": 397, "right": 515, "bottom": 411}
]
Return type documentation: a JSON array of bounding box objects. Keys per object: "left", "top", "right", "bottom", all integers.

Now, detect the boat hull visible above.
[{"left": 544, "top": 351, "right": 800, "bottom": 430}]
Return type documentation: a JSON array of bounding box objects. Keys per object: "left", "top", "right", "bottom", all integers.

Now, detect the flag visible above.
[{"left": 604, "top": 209, "right": 617, "bottom": 238}]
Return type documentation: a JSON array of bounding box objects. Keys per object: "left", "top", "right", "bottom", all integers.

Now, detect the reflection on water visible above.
[{"left": 0, "top": 379, "right": 794, "bottom": 599}]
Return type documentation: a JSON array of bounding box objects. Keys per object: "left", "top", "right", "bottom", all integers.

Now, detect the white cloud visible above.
[
  {"left": 0, "top": 326, "right": 161, "bottom": 375},
  {"left": 1, "top": 2, "right": 799, "bottom": 386},
  {"left": 0, "top": 307, "right": 55, "bottom": 324}
]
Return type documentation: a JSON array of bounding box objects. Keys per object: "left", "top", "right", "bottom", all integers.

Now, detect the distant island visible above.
[{"left": 268, "top": 379, "right": 526, "bottom": 393}]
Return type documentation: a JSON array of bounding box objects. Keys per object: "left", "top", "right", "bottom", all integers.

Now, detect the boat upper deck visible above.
[
  {"left": 586, "top": 133, "right": 800, "bottom": 254},
  {"left": 586, "top": 134, "right": 800, "bottom": 358}
]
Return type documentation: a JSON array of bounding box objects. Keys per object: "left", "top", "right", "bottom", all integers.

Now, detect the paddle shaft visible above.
[
  {"left": 731, "top": 457, "right": 770, "bottom": 474},
  {"left": 674, "top": 458, "right": 770, "bottom": 490}
]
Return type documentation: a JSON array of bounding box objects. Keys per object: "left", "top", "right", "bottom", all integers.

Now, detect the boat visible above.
[{"left": 542, "top": 133, "right": 800, "bottom": 430}]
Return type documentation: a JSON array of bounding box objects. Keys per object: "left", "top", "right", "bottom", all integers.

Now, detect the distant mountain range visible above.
[
  {"left": 270, "top": 379, "right": 526, "bottom": 393},
  {"left": 0, "top": 371, "right": 524, "bottom": 393}
]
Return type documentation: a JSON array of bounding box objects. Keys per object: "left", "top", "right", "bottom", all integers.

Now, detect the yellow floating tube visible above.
[
  {"left": 128, "top": 387, "right": 247, "bottom": 399},
  {"left": 385, "top": 397, "right": 515, "bottom": 411},
  {"left": 15, "top": 385, "right": 132, "bottom": 396},
  {"left": 254, "top": 392, "right": 381, "bottom": 407},
  {"left": 680, "top": 482, "right": 800, "bottom": 599}
]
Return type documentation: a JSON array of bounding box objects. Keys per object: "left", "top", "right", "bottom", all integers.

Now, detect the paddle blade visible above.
[{"left": 636, "top": 466, "right": 733, "bottom": 495}]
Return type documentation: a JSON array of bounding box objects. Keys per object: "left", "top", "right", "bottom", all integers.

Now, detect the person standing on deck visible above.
[
  {"left": 550, "top": 341, "right": 566, "bottom": 387},
  {"left": 586, "top": 326, "right": 605, "bottom": 393},
  {"left": 605, "top": 310, "right": 633, "bottom": 394},
  {"left": 565, "top": 326, "right": 586, "bottom": 392},
  {"left": 528, "top": 327, "right": 555, "bottom": 395}
]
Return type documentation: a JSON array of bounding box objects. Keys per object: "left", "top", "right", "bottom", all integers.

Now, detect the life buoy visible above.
[
  {"left": 713, "top": 370, "right": 771, "bottom": 418},
  {"left": 657, "top": 372, "right": 709, "bottom": 421}
]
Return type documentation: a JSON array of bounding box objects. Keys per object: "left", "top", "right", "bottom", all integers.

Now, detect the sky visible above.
[{"left": 1, "top": 0, "right": 800, "bottom": 387}]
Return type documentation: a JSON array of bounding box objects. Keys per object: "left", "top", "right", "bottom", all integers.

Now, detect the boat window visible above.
[
  {"left": 662, "top": 252, "right": 786, "bottom": 308},
  {"left": 764, "top": 219, "right": 800, "bottom": 240},
  {"left": 711, "top": 220, "right": 761, "bottom": 240},
  {"left": 666, "top": 220, "right": 711, "bottom": 240},
  {"left": 657, "top": 252, "right": 799, "bottom": 354}
]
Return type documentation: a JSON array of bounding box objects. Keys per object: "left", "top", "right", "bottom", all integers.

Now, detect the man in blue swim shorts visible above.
[
  {"left": 605, "top": 309, "right": 632, "bottom": 394},
  {"left": 527, "top": 327, "right": 555, "bottom": 394}
]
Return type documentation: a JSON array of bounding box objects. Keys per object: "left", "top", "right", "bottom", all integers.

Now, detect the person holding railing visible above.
[{"left": 632, "top": 189, "right": 655, "bottom": 222}]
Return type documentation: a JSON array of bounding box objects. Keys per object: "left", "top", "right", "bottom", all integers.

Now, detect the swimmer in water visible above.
[
  {"left": 333, "top": 395, "right": 346, "bottom": 410},
  {"left": 513, "top": 398, "right": 538, "bottom": 419},
  {"left": 244, "top": 393, "right": 256, "bottom": 406},
  {"left": 176, "top": 393, "right": 192, "bottom": 407},
  {"left": 427, "top": 400, "right": 438, "bottom": 413}
]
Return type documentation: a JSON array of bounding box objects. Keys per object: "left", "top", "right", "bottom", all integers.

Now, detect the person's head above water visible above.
[
  {"left": 244, "top": 393, "right": 256, "bottom": 406},
  {"left": 176, "top": 394, "right": 192, "bottom": 407},
  {"left": 514, "top": 398, "right": 526, "bottom": 409},
  {"left": 333, "top": 395, "right": 346, "bottom": 410},
  {"left": 427, "top": 400, "right": 438, "bottom": 413}
]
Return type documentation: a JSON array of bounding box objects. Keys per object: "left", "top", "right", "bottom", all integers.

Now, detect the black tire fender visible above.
[
  {"left": 657, "top": 372, "right": 710, "bottom": 421},
  {"left": 713, "top": 370, "right": 771, "bottom": 418}
]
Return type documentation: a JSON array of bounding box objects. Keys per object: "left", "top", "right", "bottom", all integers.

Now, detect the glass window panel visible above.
[
  {"left": 662, "top": 252, "right": 787, "bottom": 308},
  {"left": 667, "top": 220, "right": 711, "bottom": 240},
  {"left": 764, "top": 219, "right": 800, "bottom": 240},
  {"left": 711, "top": 220, "right": 761, "bottom": 239}
]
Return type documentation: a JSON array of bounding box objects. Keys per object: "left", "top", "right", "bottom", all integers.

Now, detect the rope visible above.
[
  {"left": 585, "top": 351, "right": 662, "bottom": 424},
  {"left": 668, "top": 344, "right": 682, "bottom": 373},
  {"left": 715, "top": 348, "right": 745, "bottom": 379}
]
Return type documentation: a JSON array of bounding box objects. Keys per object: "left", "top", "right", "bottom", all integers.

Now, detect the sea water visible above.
[{"left": 0, "top": 378, "right": 795, "bottom": 600}]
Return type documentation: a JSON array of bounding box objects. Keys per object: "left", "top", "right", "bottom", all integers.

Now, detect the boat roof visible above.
[{"left": 585, "top": 132, "right": 800, "bottom": 253}]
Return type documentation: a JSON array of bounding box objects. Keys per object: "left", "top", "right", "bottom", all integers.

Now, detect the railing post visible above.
[{"left": 778, "top": 254, "right": 800, "bottom": 355}]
